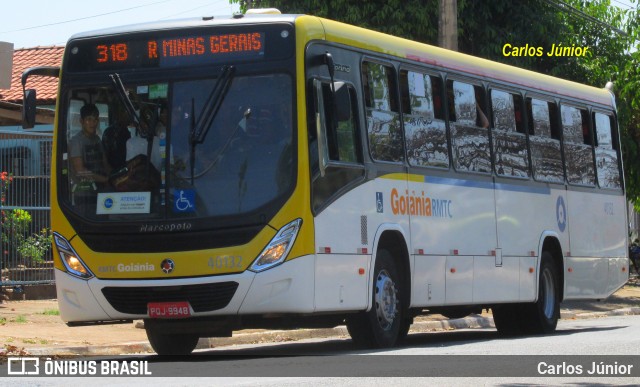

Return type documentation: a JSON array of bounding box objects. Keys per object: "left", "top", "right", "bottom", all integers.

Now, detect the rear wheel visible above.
[
  {"left": 493, "top": 251, "right": 560, "bottom": 336},
  {"left": 346, "top": 249, "right": 405, "bottom": 348},
  {"left": 522, "top": 251, "right": 560, "bottom": 333},
  {"left": 145, "top": 320, "right": 200, "bottom": 355}
]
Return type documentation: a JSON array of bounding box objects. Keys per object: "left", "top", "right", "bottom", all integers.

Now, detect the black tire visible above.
[
  {"left": 492, "top": 304, "right": 524, "bottom": 336},
  {"left": 145, "top": 320, "right": 200, "bottom": 355},
  {"left": 522, "top": 251, "right": 560, "bottom": 334},
  {"left": 346, "top": 249, "right": 405, "bottom": 348},
  {"left": 493, "top": 252, "right": 560, "bottom": 336}
]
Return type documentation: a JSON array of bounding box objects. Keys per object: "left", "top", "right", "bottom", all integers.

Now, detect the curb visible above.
[{"left": 26, "top": 308, "right": 640, "bottom": 356}]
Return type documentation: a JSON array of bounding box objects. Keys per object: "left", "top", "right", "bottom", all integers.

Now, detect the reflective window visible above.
[
  {"left": 562, "top": 105, "right": 595, "bottom": 186},
  {"left": 363, "top": 62, "right": 403, "bottom": 162},
  {"left": 527, "top": 98, "right": 563, "bottom": 183},
  {"left": 593, "top": 112, "right": 621, "bottom": 189},
  {"left": 61, "top": 74, "right": 295, "bottom": 220},
  {"left": 491, "top": 90, "right": 516, "bottom": 132},
  {"left": 401, "top": 71, "right": 448, "bottom": 169},
  {"left": 448, "top": 80, "right": 490, "bottom": 173},
  {"left": 491, "top": 89, "right": 528, "bottom": 178}
]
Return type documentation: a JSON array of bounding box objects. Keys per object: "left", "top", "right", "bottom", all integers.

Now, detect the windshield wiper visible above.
[
  {"left": 109, "top": 73, "right": 159, "bottom": 137},
  {"left": 109, "top": 73, "right": 141, "bottom": 129},
  {"left": 189, "top": 65, "right": 236, "bottom": 185}
]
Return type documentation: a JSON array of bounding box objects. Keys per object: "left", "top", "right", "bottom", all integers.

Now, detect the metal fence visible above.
[{"left": 0, "top": 130, "right": 53, "bottom": 286}]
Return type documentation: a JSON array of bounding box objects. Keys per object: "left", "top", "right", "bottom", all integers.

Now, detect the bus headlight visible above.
[
  {"left": 54, "top": 232, "right": 94, "bottom": 280},
  {"left": 250, "top": 219, "right": 302, "bottom": 272}
]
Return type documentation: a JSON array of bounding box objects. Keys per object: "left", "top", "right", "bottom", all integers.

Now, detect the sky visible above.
[
  {"left": 0, "top": 0, "right": 240, "bottom": 49},
  {"left": 0, "top": 0, "right": 637, "bottom": 49}
]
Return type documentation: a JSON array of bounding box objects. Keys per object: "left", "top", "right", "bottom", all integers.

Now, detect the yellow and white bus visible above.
[{"left": 23, "top": 10, "right": 629, "bottom": 354}]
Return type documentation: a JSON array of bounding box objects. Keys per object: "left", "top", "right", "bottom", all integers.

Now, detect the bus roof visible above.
[
  {"left": 67, "top": 13, "right": 299, "bottom": 43},
  {"left": 313, "top": 17, "right": 614, "bottom": 108},
  {"left": 67, "top": 12, "right": 614, "bottom": 109}
]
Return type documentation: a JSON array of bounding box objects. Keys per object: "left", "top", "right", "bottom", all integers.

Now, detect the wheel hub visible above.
[
  {"left": 541, "top": 268, "right": 556, "bottom": 319},
  {"left": 374, "top": 269, "right": 398, "bottom": 330}
]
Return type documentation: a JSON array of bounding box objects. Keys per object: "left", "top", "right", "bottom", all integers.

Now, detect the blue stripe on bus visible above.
[{"left": 424, "top": 176, "right": 551, "bottom": 195}]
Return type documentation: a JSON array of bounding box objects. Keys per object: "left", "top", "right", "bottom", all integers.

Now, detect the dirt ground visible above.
[{"left": 0, "top": 276, "right": 638, "bottom": 354}]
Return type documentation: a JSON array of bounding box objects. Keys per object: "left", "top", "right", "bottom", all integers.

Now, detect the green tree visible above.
[{"left": 231, "top": 0, "right": 438, "bottom": 43}]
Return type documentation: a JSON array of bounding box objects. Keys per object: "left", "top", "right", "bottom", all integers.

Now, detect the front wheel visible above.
[
  {"left": 346, "top": 249, "right": 405, "bottom": 348},
  {"left": 145, "top": 320, "right": 200, "bottom": 355}
]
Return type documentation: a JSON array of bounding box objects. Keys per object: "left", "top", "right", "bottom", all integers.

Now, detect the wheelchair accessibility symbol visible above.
[
  {"left": 376, "top": 192, "right": 384, "bottom": 213},
  {"left": 174, "top": 189, "right": 195, "bottom": 213}
]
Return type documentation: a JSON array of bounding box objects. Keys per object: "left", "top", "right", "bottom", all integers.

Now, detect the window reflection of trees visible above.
[
  {"left": 451, "top": 124, "right": 491, "bottom": 173},
  {"left": 404, "top": 72, "right": 448, "bottom": 168},
  {"left": 367, "top": 110, "right": 402, "bottom": 162},
  {"left": 529, "top": 99, "right": 563, "bottom": 183},
  {"left": 365, "top": 63, "right": 403, "bottom": 162},
  {"left": 562, "top": 106, "right": 595, "bottom": 186},
  {"left": 405, "top": 118, "right": 448, "bottom": 169},
  {"left": 530, "top": 136, "right": 564, "bottom": 183},
  {"left": 450, "top": 81, "right": 490, "bottom": 173},
  {"left": 491, "top": 90, "right": 528, "bottom": 177},
  {"left": 594, "top": 113, "right": 620, "bottom": 189}
]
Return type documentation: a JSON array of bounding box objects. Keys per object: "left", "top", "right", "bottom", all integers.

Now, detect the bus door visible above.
[{"left": 307, "top": 46, "right": 368, "bottom": 311}]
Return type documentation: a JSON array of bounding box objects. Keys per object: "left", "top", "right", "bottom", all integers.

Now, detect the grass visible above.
[
  {"left": 39, "top": 309, "right": 60, "bottom": 316},
  {"left": 13, "top": 315, "right": 27, "bottom": 323},
  {"left": 0, "top": 317, "right": 6, "bottom": 325}
]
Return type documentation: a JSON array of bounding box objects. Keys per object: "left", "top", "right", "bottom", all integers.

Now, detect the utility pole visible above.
[{"left": 438, "top": 0, "right": 458, "bottom": 51}]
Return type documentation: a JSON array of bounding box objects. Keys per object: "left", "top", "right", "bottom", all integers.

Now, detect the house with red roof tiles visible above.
[{"left": 0, "top": 46, "right": 63, "bottom": 127}]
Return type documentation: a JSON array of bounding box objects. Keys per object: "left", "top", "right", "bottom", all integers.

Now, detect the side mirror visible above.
[
  {"left": 333, "top": 82, "right": 351, "bottom": 122},
  {"left": 22, "top": 89, "right": 37, "bottom": 129}
]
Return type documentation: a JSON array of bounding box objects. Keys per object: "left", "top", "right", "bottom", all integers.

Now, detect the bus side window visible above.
[
  {"left": 593, "top": 112, "right": 621, "bottom": 189},
  {"left": 401, "top": 70, "right": 448, "bottom": 169},
  {"left": 321, "top": 83, "right": 361, "bottom": 163},
  {"left": 447, "top": 80, "right": 491, "bottom": 173},
  {"left": 528, "top": 98, "right": 563, "bottom": 183},
  {"left": 491, "top": 89, "right": 528, "bottom": 178},
  {"left": 310, "top": 78, "right": 365, "bottom": 213},
  {"left": 562, "top": 105, "right": 595, "bottom": 186},
  {"left": 363, "top": 61, "right": 403, "bottom": 163}
]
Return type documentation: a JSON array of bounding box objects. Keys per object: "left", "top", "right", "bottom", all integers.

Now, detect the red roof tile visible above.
[{"left": 0, "top": 46, "right": 64, "bottom": 103}]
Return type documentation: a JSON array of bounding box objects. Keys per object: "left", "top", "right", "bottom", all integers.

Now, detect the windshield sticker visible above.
[
  {"left": 149, "top": 83, "right": 168, "bottom": 99},
  {"left": 97, "top": 192, "right": 151, "bottom": 214},
  {"left": 173, "top": 189, "right": 195, "bottom": 213}
]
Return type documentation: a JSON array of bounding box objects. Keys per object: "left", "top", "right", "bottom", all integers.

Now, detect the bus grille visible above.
[{"left": 101, "top": 282, "right": 239, "bottom": 315}]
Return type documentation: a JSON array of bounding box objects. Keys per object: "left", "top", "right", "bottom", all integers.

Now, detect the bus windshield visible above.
[{"left": 61, "top": 73, "right": 294, "bottom": 222}]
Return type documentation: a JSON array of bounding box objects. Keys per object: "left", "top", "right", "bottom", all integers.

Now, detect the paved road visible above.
[
  {"left": 5, "top": 315, "right": 640, "bottom": 386},
  {"left": 132, "top": 315, "right": 640, "bottom": 384}
]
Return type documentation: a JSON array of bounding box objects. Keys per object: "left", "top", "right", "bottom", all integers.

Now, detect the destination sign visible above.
[
  {"left": 65, "top": 25, "right": 293, "bottom": 72},
  {"left": 94, "top": 32, "right": 264, "bottom": 66}
]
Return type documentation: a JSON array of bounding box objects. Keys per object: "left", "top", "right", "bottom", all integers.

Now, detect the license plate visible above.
[{"left": 147, "top": 301, "right": 192, "bottom": 318}]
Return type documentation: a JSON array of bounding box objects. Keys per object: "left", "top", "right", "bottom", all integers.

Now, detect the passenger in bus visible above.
[
  {"left": 125, "top": 106, "right": 162, "bottom": 171},
  {"left": 475, "top": 88, "right": 490, "bottom": 129},
  {"left": 69, "top": 104, "right": 111, "bottom": 186},
  {"left": 476, "top": 102, "right": 489, "bottom": 128},
  {"left": 102, "top": 104, "right": 132, "bottom": 171},
  {"left": 69, "top": 104, "right": 111, "bottom": 215}
]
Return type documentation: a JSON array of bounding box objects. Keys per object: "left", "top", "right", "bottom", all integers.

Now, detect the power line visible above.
[
  {"left": 159, "top": 2, "right": 234, "bottom": 20},
  {"left": 611, "top": 0, "right": 635, "bottom": 11},
  {"left": 542, "top": 0, "right": 628, "bottom": 37},
  {"left": 0, "top": 0, "right": 174, "bottom": 35}
]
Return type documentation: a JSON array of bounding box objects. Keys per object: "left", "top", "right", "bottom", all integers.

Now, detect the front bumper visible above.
[{"left": 56, "top": 254, "right": 316, "bottom": 323}]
